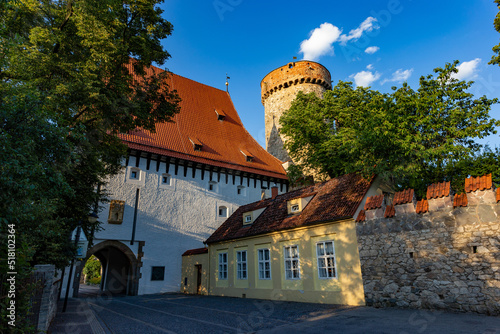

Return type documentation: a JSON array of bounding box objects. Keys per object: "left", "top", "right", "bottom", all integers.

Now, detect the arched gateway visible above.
[{"left": 75, "top": 240, "right": 142, "bottom": 296}]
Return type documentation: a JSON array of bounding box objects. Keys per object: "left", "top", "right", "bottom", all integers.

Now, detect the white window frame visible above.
[
  {"left": 291, "top": 204, "right": 300, "bottom": 212},
  {"left": 244, "top": 215, "right": 252, "bottom": 223},
  {"left": 218, "top": 253, "right": 228, "bottom": 280},
  {"left": 258, "top": 248, "right": 271, "bottom": 280},
  {"left": 284, "top": 245, "right": 300, "bottom": 280},
  {"left": 316, "top": 240, "right": 337, "bottom": 279},
  {"left": 130, "top": 168, "right": 140, "bottom": 180},
  {"left": 236, "top": 250, "right": 247, "bottom": 280}
]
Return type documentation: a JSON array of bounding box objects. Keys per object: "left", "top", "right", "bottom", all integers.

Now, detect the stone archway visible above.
[{"left": 75, "top": 240, "right": 142, "bottom": 297}]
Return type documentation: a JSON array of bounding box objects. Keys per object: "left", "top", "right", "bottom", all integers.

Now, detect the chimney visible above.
[{"left": 271, "top": 186, "right": 278, "bottom": 199}]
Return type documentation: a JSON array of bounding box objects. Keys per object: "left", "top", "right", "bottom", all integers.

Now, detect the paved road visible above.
[{"left": 49, "top": 293, "right": 500, "bottom": 334}]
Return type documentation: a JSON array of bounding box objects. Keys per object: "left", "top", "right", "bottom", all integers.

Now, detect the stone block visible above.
[
  {"left": 428, "top": 196, "right": 453, "bottom": 212},
  {"left": 477, "top": 204, "right": 497, "bottom": 223},
  {"left": 467, "top": 189, "right": 497, "bottom": 206}
]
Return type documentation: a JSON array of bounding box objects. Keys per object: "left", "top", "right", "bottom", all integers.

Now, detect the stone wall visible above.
[
  {"left": 356, "top": 181, "right": 500, "bottom": 315},
  {"left": 34, "top": 265, "right": 59, "bottom": 332}
]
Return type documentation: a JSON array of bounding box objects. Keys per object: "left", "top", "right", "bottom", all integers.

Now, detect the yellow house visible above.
[{"left": 181, "top": 173, "right": 377, "bottom": 305}]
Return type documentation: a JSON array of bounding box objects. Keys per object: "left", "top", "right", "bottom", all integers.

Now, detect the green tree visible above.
[
  {"left": 83, "top": 255, "right": 101, "bottom": 281},
  {"left": 280, "top": 61, "right": 499, "bottom": 197},
  {"left": 490, "top": 0, "right": 500, "bottom": 65},
  {"left": 1, "top": 0, "right": 180, "bottom": 330}
]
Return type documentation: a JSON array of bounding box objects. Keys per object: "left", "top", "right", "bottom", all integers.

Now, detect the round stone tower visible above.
[{"left": 261, "top": 61, "right": 331, "bottom": 162}]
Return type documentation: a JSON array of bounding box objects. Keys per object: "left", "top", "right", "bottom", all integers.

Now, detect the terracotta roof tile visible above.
[
  {"left": 182, "top": 248, "right": 208, "bottom": 256},
  {"left": 453, "top": 193, "right": 468, "bottom": 208},
  {"left": 355, "top": 210, "right": 366, "bottom": 222},
  {"left": 496, "top": 188, "right": 500, "bottom": 203},
  {"left": 206, "top": 173, "right": 373, "bottom": 244},
  {"left": 427, "top": 181, "right": 450, "bottom": 199},
  {"left": 121, "top": 62, "right": 287, "bottom": 180},
  {"left": 364, "top": 194, "right": 384, "bottom": 210},
  {"left": 393, "top": 189, "right": 414, "bottom": 205},
  {"left": 465, "top": 174, "right": 492, "bottom": 193},
  {"left": 416, "top": 199, "right": 429, "bottom": 214},
  {"left": 384, "top": 205, "right": 396, "bottom": 218}
]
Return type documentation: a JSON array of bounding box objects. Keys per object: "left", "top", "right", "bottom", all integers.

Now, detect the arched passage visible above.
[{"left": 75, "top": 240, "right": 141, "bottom": 297}]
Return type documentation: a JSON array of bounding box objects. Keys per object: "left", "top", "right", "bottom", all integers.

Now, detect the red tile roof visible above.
[
  {"left": 416, "top": 199, "right": 429, "bottom": 214},
  {"left": 182, "top": 248, "right": 208, "bottom": 256},
  {"left": 465, "top": 174, "right": 492, "bottom": 193},
  {"left": 206, "top": 173, "right": 373, "bottom": 244},
  {"left": 384, "top": 205, "right": 395, "bottom": 218},
  {"left": 355, "top": 210, "right": 366, "bottom": 222},
  {"left": 427, "top": 181, "right": 450, "bottom": 199},
  {"left": 364, "top": 194, "right": 384, "bottom": 210},
  {"left": 496, "top": 188, "right": 500, "bottom": 203},
  {"left": 121, "top": 63, "right": 287, "bottom": 180},
  {"left": 453, "top": 193, "right": 468, "bottom": 208},
  {"left": 393, "top": 189, "right": 414, "bottom": 205}
]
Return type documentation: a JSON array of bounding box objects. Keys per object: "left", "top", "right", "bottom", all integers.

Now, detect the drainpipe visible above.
[{"left": 131, "top": 188, "right": 140, "bottom": 246}]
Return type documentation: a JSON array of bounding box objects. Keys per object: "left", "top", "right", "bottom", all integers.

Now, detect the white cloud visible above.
[
  {"left": 351, "top": 70, "right": 381, "bottom": 87},
  {"left": 366, "top": 64, "right": 374, "bottom": 70},
  {"left": 339, "top": 17, "right": 379, "bottom": 44},
  {"left": 365, "top": 46, "right": 380, "bottom": 54},
  {"left": 381, "top": 68, "right": 414, "bottom": 84},
  {"left": 299, "top": 23, "right": 342, "bottom": 61},
  {"left": 451, "top": 58, "right": 481, "bottom": 80}
]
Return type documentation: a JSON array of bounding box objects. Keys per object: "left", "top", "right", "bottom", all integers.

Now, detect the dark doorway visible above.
[{"left": 195, "top": 264, "right": 202, "bottom": 295}]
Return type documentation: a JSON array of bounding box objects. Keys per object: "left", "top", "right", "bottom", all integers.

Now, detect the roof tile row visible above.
[
  {"left": 465, "top": 174, "right": 492, "bottom": 193},
  {"left": 453, "top": 193, "right": 468, "bottom": 208},
  {"left": 384, "top": 205, "right": 395, "bottom": 218},
  {"left": 416, "top": 199, "right": 429, "bottom": 214},
  {"left": 427, "top": 181, "right": 451, "bottom": 199},
  {"left": 393, "top": 189, "right": 414, "bottom": 205},
  {"left": 364, "top": 194, "right": 384, "bottom": 210}
]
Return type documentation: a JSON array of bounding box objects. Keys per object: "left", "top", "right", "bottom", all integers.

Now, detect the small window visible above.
[
  {"left": 291, "top": 204, "right": 300, "bottom": 212},
  {"left": 258, "top": 249, "right": 271, "bottom": 280},
  {"left": 246, "top": 156, "right": 254, "bottom": 162},
  {"left": 208, "top": 181, "right": 218, "bottom": 192},
  {"left": 161, "top": 174, "right": 171, "bottom": 185},
  {"left": 237, "top": 185, "right": 246, "bottom": 196},
  {"left": 218, "top": 253, "right": 228, "bottom": 280},
  {"left": 244, "top": 215, "right": 252, "bottom": 223},
  {"left": 130, "top": 168, "right": 140, "bottom": 180},
  {"left": 236, "top": 250, "right": 247, "bottom": 280},
  {"left": 151, "top": 266, "right": 165, "bottom": 281},
  {"left": 189, "top": 137, "right": 203, "bottom": 152},
  {"left": 284, "top": 245, "right": 300, "bottom": 280},
  {"left": 317, "top": 241, "right": 336, "bottom": 279},
  {"left": 219, "top": 206, "right": 228, "bottom": 218}
]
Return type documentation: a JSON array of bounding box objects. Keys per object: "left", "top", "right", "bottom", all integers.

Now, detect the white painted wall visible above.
[{"left": 94, "top": 156, "right": 285, "bottom": 295}]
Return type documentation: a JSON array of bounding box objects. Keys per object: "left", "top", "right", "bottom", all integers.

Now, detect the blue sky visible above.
[{"left": 159, "top": 0, "right": 500, "bottom": 149}]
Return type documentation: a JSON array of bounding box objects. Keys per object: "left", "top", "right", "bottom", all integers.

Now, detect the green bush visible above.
[{"left": 88, "top": 276, "right": 101, "bottom": 286}]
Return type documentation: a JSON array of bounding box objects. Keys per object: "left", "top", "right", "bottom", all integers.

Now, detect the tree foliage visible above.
[
  {"left": 1, "top": 2, "right": 179, "bottom": 329},
  {"left": 280, "top": 62, "right": 499, "bottom": 198},
  {"left": 490, "top": 0, "right": 500, "bottom": 65}
]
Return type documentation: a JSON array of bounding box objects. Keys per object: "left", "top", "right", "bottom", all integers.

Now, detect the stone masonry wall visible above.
[{"left": 356, "top": 186, "right": 500, "bottom": 315}]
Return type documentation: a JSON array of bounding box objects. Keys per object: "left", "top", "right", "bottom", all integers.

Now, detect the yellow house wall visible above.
[
  {"left": 181, "top": 253, "right": 209, "bottom": 295},
  {"left": 208, "top": 219, "right": 365, "bottom": 306}
]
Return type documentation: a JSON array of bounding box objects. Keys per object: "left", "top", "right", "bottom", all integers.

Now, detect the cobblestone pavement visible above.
[{"left": 49, "top": 293, "right": 500, "bottom": 334}]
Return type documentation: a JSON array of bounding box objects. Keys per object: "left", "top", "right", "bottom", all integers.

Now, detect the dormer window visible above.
[
  {"left": 240, "top": 149, "right": 254, "bottom": 162},
  {"left": 244, "top": 215, "right": 252, "bottom": 223},
  {"left": 287, "top": 193, "right": 315, "bottom": 215},
  {"left": 215, "top": 109, "right": 226, "bottom": 121},
  {"left": 189, "top": 137, "right": 203, "bottom": 152}
]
